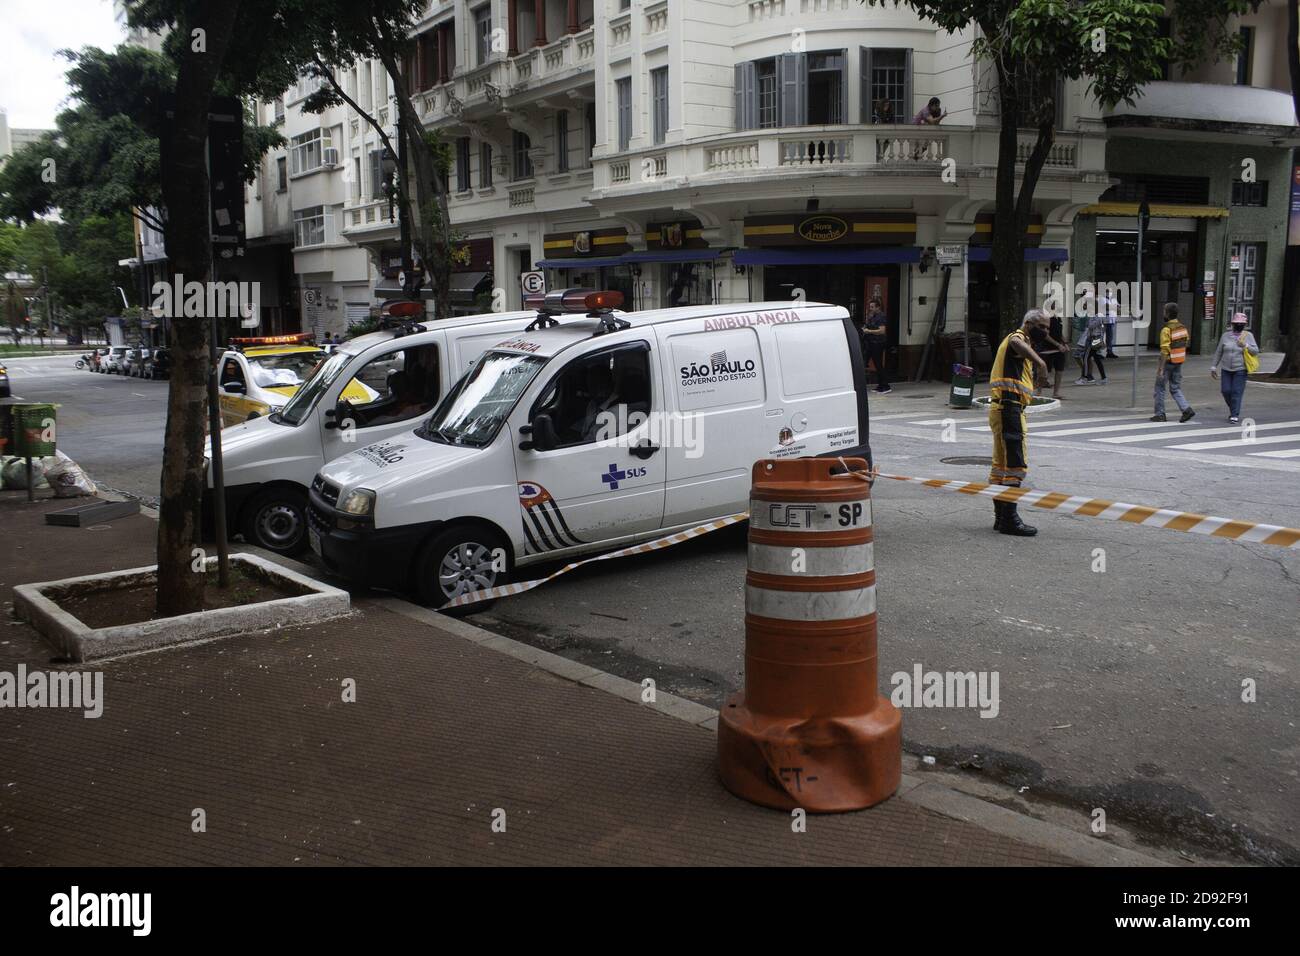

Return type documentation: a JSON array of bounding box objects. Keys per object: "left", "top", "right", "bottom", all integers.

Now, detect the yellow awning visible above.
[{"left": 1079, "top": 202, "right": 1230, "bottom": 219}]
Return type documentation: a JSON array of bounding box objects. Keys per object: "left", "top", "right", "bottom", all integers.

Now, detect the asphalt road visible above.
[{"left": 5, "top": 351, "right": 1298, "bottom": 863}]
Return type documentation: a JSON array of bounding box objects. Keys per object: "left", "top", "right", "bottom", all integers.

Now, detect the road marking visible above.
[
  {"left": 1095, "top": 420, "right": 1300, "bottom": 443},
  {"left": 1029, "top": 420, "right": 1194, "bottom": 437},
  {"left": 1249, "top": 448, "right": 1300, "bottom": 459},
  {"left": 1168, "top": 433, "right": 1300, "bottom": 451},
  {"left": 132, "top": 393, "right": 146, "bottom": 397}
]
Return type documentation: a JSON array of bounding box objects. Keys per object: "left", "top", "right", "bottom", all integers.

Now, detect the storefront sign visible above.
[
  {"left": 797, "top": 216, "right": 849, "bottom": 243},
  {"left": 541, "top": 227, "right": 631, "bottom": 259},
  {"left": 936, "top": 245, "right": 965, "bottom": 266}
]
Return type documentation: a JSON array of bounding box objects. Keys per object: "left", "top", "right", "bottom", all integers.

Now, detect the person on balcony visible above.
[
  {"left": 913, "top": 97, "right": 947, "bottom": 125},
  {"left": 872, "top": 98, "right": 895, "bottom": 124}
]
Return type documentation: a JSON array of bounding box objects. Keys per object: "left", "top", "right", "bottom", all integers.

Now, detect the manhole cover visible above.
[{"left": 941, "top": 456, "right": 994, "bottom": 466}]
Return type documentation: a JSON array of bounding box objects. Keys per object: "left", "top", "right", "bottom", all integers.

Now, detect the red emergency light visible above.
[
  {"left": 525, "top": 288, "right": 624, "bottom": 315},
  {"left": 384, "top": 300, "right": 424, "bottom": 318}
]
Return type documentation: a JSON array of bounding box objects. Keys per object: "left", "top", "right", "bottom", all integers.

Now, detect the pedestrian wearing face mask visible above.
[{"left": 1209, "top": 312, "right": 1259, "bottom": 425}]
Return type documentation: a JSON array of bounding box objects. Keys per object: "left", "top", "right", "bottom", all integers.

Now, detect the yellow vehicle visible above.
[{"left": 217, "top": 334, "right": 375, "bottom": 427}]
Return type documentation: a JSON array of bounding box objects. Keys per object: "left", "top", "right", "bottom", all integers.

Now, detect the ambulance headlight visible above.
[{"left": 340, "top": 488, "right": 376, "bottom": 517}]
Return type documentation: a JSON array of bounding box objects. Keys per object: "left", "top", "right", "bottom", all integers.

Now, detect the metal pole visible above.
[
  {"left": 962, "top": 250, "right": 970, "bottom": 367},
  {"left": 1131, "top": 208, "right": 1146, "bottom": 408},
  {"left": 204, "top": 134, "right": 230, "bottom": 588}
]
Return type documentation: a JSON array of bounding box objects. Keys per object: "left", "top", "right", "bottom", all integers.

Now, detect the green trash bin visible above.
[
  {"left": 0, "top": 404, "right": 14, "bottom": 457},
  {"left": 10, "top": 403, "right": 57, "bottom": 458},
  {"left": 948, "top": 363, "right": 975, "bottom": 409}
]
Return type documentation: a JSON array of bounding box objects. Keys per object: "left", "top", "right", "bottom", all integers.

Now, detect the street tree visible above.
[
  {"left": 301, "top": 1, "right": 460, "bottom": 320},
  {"left": 864, "top": 0, "right": 1260, "bottom": 335}
]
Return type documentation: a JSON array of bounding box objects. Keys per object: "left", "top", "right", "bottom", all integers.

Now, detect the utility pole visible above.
[{"left": 1131, "top": 200, "right": 1150, "bottom": 408}]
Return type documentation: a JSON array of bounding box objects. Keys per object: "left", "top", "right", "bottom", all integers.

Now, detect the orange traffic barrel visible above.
[{"left": 717, "top": 457, "right": 901, "bottom": 812}]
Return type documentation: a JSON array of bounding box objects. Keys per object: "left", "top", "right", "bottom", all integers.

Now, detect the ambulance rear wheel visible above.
[
  {"left": 241, "top": 486, "right": 308, "bottom": 556},
  {"left": 414, "top": 525, "right": 507, "bottom": 613}
]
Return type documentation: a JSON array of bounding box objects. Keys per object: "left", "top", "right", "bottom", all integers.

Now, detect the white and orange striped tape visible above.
[
  {"left": 871, "top": 471, "right": 1300, "bottom": 549},
  {"left": 444, "top": 513, "right": 748, "bottom": 607}
]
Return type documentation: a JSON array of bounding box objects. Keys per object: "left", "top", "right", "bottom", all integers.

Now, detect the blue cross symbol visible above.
[{"left": 601, "top": 463, "right": 626, "bottom": 490}]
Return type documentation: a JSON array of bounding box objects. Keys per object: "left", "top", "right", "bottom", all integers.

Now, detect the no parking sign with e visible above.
[{"left": 521, "top": 271, "right": 545, "bottom": 296}]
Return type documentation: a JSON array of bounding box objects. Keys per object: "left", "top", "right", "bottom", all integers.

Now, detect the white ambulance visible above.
[
  {"left": 205, "top": 302, "right": 607, "bottom": 555},
  {"left": 306, "top": 290, "right": 873, "bottom": 607}
]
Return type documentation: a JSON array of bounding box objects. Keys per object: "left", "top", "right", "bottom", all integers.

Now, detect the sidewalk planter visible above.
[
  {"left": 973, "top": 395, "right": 1061, "bottom": 414},
  {"left": 12, "top": 553, "right": 351, "bottom": 662}
]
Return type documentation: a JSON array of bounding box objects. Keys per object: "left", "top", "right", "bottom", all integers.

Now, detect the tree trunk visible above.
[
  {"left": 155, "top": 0, "right": 241, "bottom": 617},
  {"left": 991, "top": 62, "right": 1055, "bottom": 337},
  {"left": 1275, "top": 0, "right": 1300, "bottom": 378},
  {"left": 374, "top": 20, "right": 453, "bottom": 321}
]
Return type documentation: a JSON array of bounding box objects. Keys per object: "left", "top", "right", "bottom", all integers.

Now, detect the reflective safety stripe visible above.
[
  {"left": 749, "top": 499, "right": 873, "bottom": 532},
  {"left": 747, "top": 541, "right": 874, "bottom": 576},
  {"left": 1169, "top": 326, "right": 1188, "bottom": 364},
  {"left": 746, "top": 584, "right": 877, "bottom": 621}
]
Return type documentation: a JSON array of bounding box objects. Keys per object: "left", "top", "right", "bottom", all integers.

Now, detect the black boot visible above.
[
  {"left": 993, "top": 499, "right": 1007, "bottom": 532},
  {"left": 998, "top": 502, "right": 1038, "bottom": 537}
]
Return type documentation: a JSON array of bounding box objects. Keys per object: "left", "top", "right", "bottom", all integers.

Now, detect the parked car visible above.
[
  {"left": 103, "top": 346, "right": 130, "bottom": 374},
  {"left": 0, "top": 361, "right": 10, "bottom": 398},
  {"left": 144, "top": 348, "right": 171, "bottom": 380},
  {"left": 125, "top": 348, "right": 147, "bottom": 377}
]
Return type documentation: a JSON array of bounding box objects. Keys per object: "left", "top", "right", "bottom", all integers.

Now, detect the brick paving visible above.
[{"left": 1, "top": 490, "right": 1071, "bottom": 865}]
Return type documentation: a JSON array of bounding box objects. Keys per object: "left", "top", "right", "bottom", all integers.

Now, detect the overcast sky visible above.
[{"left": 0, "top": 0, "right": 126, "bottom": 129}]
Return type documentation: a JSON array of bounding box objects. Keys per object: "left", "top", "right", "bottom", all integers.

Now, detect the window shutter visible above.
[
  {"left": 860, "top": 47, "right": 872, "bottom": 123},
  {"left": 903, "top": 49, "right": 914, "bottom": 121},
  {"left": 837, "top": 49, "right": 848, "bottom": 124},
  {"left": 735, "top": 62, "right": 757, "bottom": 131},
  {"left": 778, "top": 52, "right": 806, "bottom": 127}
]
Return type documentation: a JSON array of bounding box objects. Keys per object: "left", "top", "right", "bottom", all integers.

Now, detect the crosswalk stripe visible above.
[
  {"left": 1030, "top": 420, "right": 1193, "bottom": 437},
  {"left": 1095, "top": 420, "right": 1300, "bottom": 443},
  {"left": 1249, "top": 448, "right": 1300, "bottom": 459},
  {"left": 1169, "top": 433, "right": 1300, "bottom": 451}
]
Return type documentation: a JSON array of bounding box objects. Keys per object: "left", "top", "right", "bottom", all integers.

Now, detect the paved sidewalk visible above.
[{"left": 0, "top": 490, "right": 1158, "bottom": 866}]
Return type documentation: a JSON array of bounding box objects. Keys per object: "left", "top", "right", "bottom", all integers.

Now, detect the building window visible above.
[
  {"left": 585, "top": 102, "right": 596, "bottom": 167},
  {"left": 272, "top": 97, "right": 285, "bottom": 123},
  {"left": 369, "top": 149, "right": 386, "bottom": 201},
  {"left": 738, "top": 53, "right": 844, "bottom": 130},
  {"left": 616, "top": 77, "right": 632, "bottom": 151},
  {"left": 756, "top": 59, "right": 777, "bottom": 128},
  {"left": 1231, "top": 180, "right": 1267, "bottom": 206},
  {"left": 351, "top": 155, "right": 362, "bottom": 202},
  {"left": 807, "top": 52, "right": 844, "bottom": 125},
  {"left": 290, "top": 129, "right": 326, "bottom": 175},
  {"left": 512, "top": 131, "right": 533, "bottom": 180},
  {"left": 479, "top": 141, "right": 494, "bottom": 187},
  {"left": 1236, "top": 26, "right": 1254, "bottom": 86},
  {"left": 276, "top": 157, "right": 287, "bottom": 192},
  {"left": 651, "top": 67, "right": 668, "bottom": 144},
  {"left": 475, "top": 5, "right": 493, "bottom": 65},
  {"left": 294, "top": 206, "right": 327, "bottom": 247},
  {"left": 555, "top": 112, "right": 569, "bottom": 173},
  {"left": 456, "top": 137, "right": 472, "bottom": 191},
  {"left": 863, "top": 48, "right": 911, "bottom": 123},
  {"left": 295, "top": 72, "right": 323, "bottom": 100}
]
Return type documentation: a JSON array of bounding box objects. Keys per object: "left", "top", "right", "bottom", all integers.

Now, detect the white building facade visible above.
[{"left": 257, "top": 0, "right": 1294, "bottom": 362}]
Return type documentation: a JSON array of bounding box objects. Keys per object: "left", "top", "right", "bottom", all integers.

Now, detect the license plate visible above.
[{"left": 308, "top": 527, "right": 322, "bottom": 556}]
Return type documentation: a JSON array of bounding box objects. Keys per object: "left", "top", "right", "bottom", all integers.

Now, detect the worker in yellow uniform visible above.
[
  {"left": 988, "top": 309, "right": 1051, "bottom": 536},
  {"left": 1151, "top": 302, "right": 1196, "bottom": 423}
]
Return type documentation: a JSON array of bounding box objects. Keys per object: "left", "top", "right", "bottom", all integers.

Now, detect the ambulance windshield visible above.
[
  {"left": 279, "top": 351, "right": 350, "bottom": 425},
  {"left": 419, "top": 350, "right": 545, "bottom": 447}
]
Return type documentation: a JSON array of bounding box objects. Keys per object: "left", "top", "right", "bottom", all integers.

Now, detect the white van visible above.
[
  {"left": 307, "top": 292, "right": 873, "bottom": 606},
  {"left": 205, "top": 305, "right": 605, "bottom": 555}
]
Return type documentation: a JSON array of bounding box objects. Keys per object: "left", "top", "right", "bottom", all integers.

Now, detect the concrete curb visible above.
[
  {"left": 14, "top": 552, "right": 351, "bottom": 662},
  {"left": 372, "top": 594, "right": 1170, "bottom": 867}
]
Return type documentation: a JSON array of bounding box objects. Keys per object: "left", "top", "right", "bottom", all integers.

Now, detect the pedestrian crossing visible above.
[{"left": 904, "top": 413, "right": 1300, "bottom": 461}]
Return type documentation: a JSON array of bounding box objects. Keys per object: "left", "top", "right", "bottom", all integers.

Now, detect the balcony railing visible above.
[
  {"left": 509, "top": 28, "right": 596, "bottom": 90},
  {"left": 1016, "top": 136, "right": 1077, "bottom": 169},
  {"left": 508, "top": 185, "right": 535, "bottom": 207},
  {"left": 594, "top": 125, "right": 1094, "bottom": 189}
]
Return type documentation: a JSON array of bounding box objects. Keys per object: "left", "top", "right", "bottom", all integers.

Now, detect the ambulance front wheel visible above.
[
  {"left": 414, "top": 524, "right": 508, "bottom": 614},
  {"left": 240, "top": 486, "right": 308, "bottom": 556}
]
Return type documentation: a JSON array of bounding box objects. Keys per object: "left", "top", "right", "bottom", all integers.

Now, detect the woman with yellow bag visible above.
[{"left": 1209, "top": 312, "right": 1260, "bottom": 425}]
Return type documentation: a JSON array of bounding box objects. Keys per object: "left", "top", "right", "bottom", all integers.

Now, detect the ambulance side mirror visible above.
[{"left": 520, "top": 413, "right": 558, "bottom": 451}]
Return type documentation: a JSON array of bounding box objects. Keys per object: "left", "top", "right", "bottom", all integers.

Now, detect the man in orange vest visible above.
[{"left": 1151, "top": 302, "right": 1195, "bottom": 423}]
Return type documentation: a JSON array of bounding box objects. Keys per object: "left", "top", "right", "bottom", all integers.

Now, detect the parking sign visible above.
[{"left": 521, "top": 271, "right": 545, "bottom": 296}]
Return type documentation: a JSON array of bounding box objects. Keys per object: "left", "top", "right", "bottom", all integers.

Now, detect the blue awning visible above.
[
  {"left": 735, "top": 247, "right": 923, "bottom": 266},
  {"left": 537, "top": 256, "right": 627, "bottom": 269},
  {"left": 622, "top": 249, "right": 723, "bottom": 264},
  {"left": 967, "top": 247, "right": 1070, "bottom": 263}
]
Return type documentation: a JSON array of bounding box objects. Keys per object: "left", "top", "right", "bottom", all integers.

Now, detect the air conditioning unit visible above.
[{"left": 323, "top": 146, "right": 340, "bottom": 167}]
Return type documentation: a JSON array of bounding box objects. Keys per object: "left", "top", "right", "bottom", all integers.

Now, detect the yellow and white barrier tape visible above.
[
  {"left": 444, "top": 513, "right": 748, "bottom": 607},
  {"left": 872, "top": 471, "right": 1300, "bottom": 550}
]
